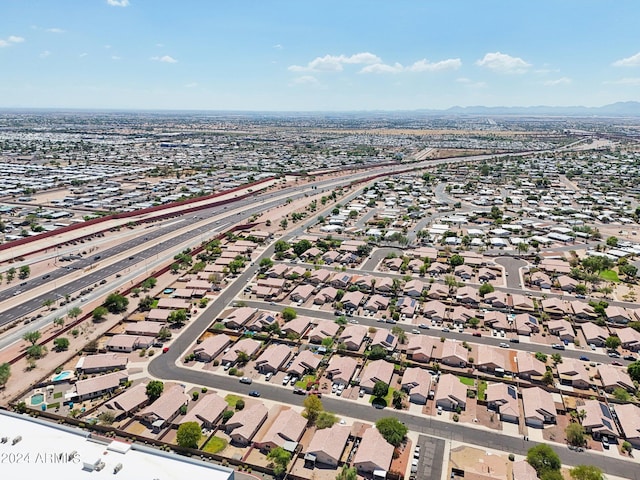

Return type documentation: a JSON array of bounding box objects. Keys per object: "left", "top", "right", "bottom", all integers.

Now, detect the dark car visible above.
[
  {"left": 42, "top": 274, "right": 50, "bottom": 279},
  {"left": 472, "top": 332, "right": 482, "bottom": 337},
  {"left": 248, "top": 390, "right": 260, "bottom": 397},
  {"left": 624, "top": 355, "right": 636, "bottom": 361},
  {"left": 579, "top": 356, "right": 590, "bottom": 361}
]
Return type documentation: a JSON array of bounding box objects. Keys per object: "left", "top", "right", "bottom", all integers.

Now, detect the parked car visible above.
[
  {"left": 332, "top": 383, "right": 339, "bottom": 393},
  {"left": 248, "top": 390, "right": 261, "bottom": 397},
  {"left": 509, "top": 337, "right": 520, "bottom": 343},
  {"left": 419, "top": 323, "right": 430, "bottom": 329},
  {"left": 602, "top": 436, "right": 610, "bottom": 449},
  {"left": 579, "top": 356, "right": 590, "bottom": 361},
  {"left": 499, "top": 342, "right": 510, "bottom": 348},
  {"left": 282, "top": 375, "right": 291, "bottom": 385},
  {"left": 412, "top": 329, "right": 421, "bottom": 335},
  {"left": 239, "top": 377, "right": 252, "bottom": 384},
  {"left": 265, "top": 372, "right": 273, "bottom": 381},
  {"left": 611, "top": 361, "right": 622, "bottom": 366},
  {"left": 472, "top": 332, "right": 482, "bottom": 337},
  {"left": 442, "top": 328, "right": 450, "bottom": 333}
]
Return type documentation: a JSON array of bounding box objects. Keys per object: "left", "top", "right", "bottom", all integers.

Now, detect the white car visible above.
[
  {"left": 412, "top": 329, "right": 421, "bottom": 334},
  {"left": 282, "top": 375, "right": 291, "bottom": 385},
  {"left": 499, "top": 342, "right": 509, "bottom": 348},
  {"left": 332, "top": 383, "right": 339, "bottom": 393}
]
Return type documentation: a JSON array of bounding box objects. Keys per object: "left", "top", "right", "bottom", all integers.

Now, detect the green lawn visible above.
[
  {"left": 369, "top": 387, "right": 395, "bottom": 406},
  {"left": 46, "top": 402, "right": 60, "bottom": 409},
  {"left": 150, "top": 299, "right": 159, "bottom": 309},
  {"left": 202, "top": 436, "right": 227, "bottom": 454},
  {"left": 458, "top": 375, "right": 475, "bottom": 386},
  {"left": 477, "top": 380, "right": 487, "bottom": 401},
  {"left": 224, "top": 394, "right": 242, "bottom": 407},
  {"left": 295, "top": 374, "right": 316, "bottom": 389},
  {"left": 600, "top": 270, "right": 620, "bottom": 282},
  {"left": 53, "top": 392, "right": 62, "bottom": 399}
]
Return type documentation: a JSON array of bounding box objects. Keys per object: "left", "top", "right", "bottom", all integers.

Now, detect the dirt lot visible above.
[{"left": 450, "top": 445, "right": 513, "bottom": 479}]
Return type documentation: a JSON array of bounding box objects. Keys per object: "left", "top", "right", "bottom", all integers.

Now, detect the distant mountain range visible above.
[{"left": 424, "top": 101, "right": 640, "bottom": 117}]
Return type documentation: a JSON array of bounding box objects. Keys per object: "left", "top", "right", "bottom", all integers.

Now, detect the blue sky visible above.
[{"left": 1, "top": 0, "right": 639, "bottom": 111}]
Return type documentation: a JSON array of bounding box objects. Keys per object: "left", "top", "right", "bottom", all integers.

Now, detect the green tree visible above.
[
  {"left": 138, "top": 295, "right": 154, "bottom": 311},
  {"left": 157, "top": 327, "right": 172, "bottom": 341},
  {"left": 303, "top": 394, "right": 324, "bottom": 424},
  {"left": 92, "top": 306, "right": 108, "bottom": 322},
  {"left": 368, "top": 345, "right": 387, "bottom": 360},
  {"left": 274, "top": 240, "right": 289, "bottom": 253},
  {"left": 293, "top": 239, "right": 312, "bottom": 256},
  {"left": 6, "top": 267, "right": 15, "bottom": 283},
  {"left": 281, "top": 307, "right": 297, "bottom": 321},
  {"left": 575, "top": 284, "right": 587, "bottom": 295},
  {"left": 468, "top": 317, "right": 480, "bottom": 328},
  {"left": 449, "top": 254, "right": 464, "bottom": 267},
  {"left": 104, "top": 293, "right": 129, "bottom": 314},
  {"left": 0, "top": 362, "right": 10, "bottom": 386},
  {"left": 335, "top": 466, "right": 358, "bottom": 480},
  {"left": 176, "top": 421, "right": 202, "bottom": 449},
  {"left": 620, "top": 263, "right": 638, "bottom": 279},
  {"left": 479, "top": 283, "right": 495, "bottom": 297},
  {"left": 146, "top": 380, "right": 164, "bottom": 401},
  {"left": 542, "top": 370, "right": 554, "bottom": 385},
  {"left": 569, "top": 465, "right": 604, "bottom": 480},
  {"left": 606, "top": 236, "right": 618, "bottom": 247},
  {"left": 26, "top": 344, "right": 45, "bottom": 359},
  {"left": 391, "top": 326, "right": 407, "bottom": 344},
  {"left": 168, "top": 309, "right": 188, "bottom": 326},
  {"left": 141, "top": 277, "right": 157, "bottom": 291},
  {"left": 566, "top": 422, "right": 585, "bottom": 446},
  {"left": 373, "top": 381, "right": 389, "bottom": 399},
  {"left": 535, "top": 352, "right": 548, "bottom": 363},
  {"left": 53, "top": 337, "right": 70, "bottom": 351},
  {"left": 18, "top": 265, "right": 30, "bottom": 279},
  {"left": 627, "top": 361, "right": 640, "bottom": 382},
  {"left": 42, "top": 298, "right": 54, "bottom": 310},
  {"left": 526, "top": 444, "right": 561, "bottom": 476},
  {"left": 392, "top": 389, "right": 406, "bottom": 409},
  {"left": 375, "top": 417, "right": 408, "bottom": 447},
  {"left": 612, "top": 387, "right": 630, "bottom": 401},
  {"left": 68, "top": 306, "right": 82, "bottom": 321},
  {"left": 23, "top": 330, "right": 41, "bottom": 345},
  {"left": 259, "top": 258, "right": 274, "bottom": 269},
  {"left": 266, "top": 446, "right": 291, "bottom": 476},
  {"left": 551, "top": 353, "right": 563, "bottom": 364},
  {"left": 53, "top": 317, "right": 64, "bottom": 329},
  {"left": 316, "top": 411, "right": 338, "bottom": 429},
  {"left": 605, "top": 336, "right": 621, "bottom": 350}
]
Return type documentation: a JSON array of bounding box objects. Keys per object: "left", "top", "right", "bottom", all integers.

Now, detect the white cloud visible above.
[
  {"left": 407, "top": 58, "right": 461, "bottom": 72},
  {"left": 46, "top": 28, "right": 65, "bottom": 34},
  {"left": 544, "top": 77, "right": 571, "bottom": 86},
  {"left": 0, "top": 35, "right": 25, "bottom": 47},
  {"left": 151, "top": 55, "right": 177, "bottom": 63},
  {"left": 359, "top": 58, "right": 461, "bottom": 74},
  {"left": 273, "top": 44, "right": 283, "bottom": 50},
  {"left": 107, "top": 0, "right": 130, "bottom": 6},
  {"left": 288, "top": 52, "right": 381, "bottom": 72},
  {"left": 476, "top": 52, "right": 531, "bottom": 74},
  {"left": 184, "top": 82, "right": 198, "bottom": 88},
  {"left": 604, "top": 77, "right": 640, "bottom": 86},
  {"left": 359, "top": 63, "right": 404, "bottom": 74},
  {"left": 456, "top": 77, "right": 487, "bottom": 88},
  {"left": 111, "top": 55, "right": 121, "bottom": 60},
  {"left": 290, "top": 75, "right": 321, "bottom": 86},
  {"left": 613, "top": 52, "right": 640, "bottom": 67},
  {"left": 79, "top": 52, "right": 88, "bottom": 58},
  {"left": 39, "top": 50, "right": 51, "bottom": 58}
]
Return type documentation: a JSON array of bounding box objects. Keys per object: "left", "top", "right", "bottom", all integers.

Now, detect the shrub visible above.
[
  {"left": 213, "top": 360, "right": 220, "bottom": 366},
  {"left": 201, "top": 387, "right": 208, "bottom": 393},
  {"left": 508, "top": 454, "right": 515, "bottom": 461},
  {"left": 148, "top": 349, "right": 155, "bottom": 356},
  {"left": 228, "top": 367, "right": 238, "bottom": 376},
  {"left": 452, "top": 414, "right": 459, "bottom": 422},
  {"left": 192, "top": 391, "right": 199, "bottom": 401},
  {"left": 235, "top": 399, "right": 245, "bottom": 410}
]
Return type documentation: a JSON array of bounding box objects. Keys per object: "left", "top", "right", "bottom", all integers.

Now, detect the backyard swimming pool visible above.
[
  {"left": 30, "top": 393, "right": 44, "bottom": 405},
  {"left": 51, "top": 370, "right": 73, "bottom": 382}
]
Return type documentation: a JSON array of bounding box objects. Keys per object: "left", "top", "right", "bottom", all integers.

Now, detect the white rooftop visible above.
[{"left": 0, "top": 410, "right": 234, "bottom": 480}]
